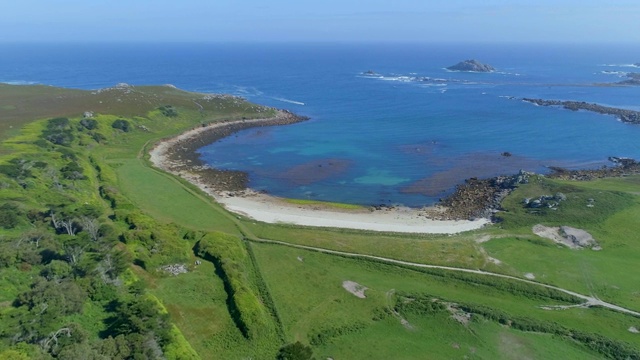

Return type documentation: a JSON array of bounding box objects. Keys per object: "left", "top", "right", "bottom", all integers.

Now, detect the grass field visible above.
[
  {"left": 115, "top": 158, "right": 241, "bottom": 234},
  {"left": 249, "top": 241, "right": 639, "bottom": 359},
  {"left": 244, "top": 222, "right": 489, "bottom": 269},
  {"left": 483, "top": 176, "right": 640, "bottom": 311}
]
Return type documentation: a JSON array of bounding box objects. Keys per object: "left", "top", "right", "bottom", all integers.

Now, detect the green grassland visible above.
[
  {"left": 249, "top": 242, "right": 637, "bottom": 359},
  {"left": 0, "top": 83, "right": 639, "bottom": 359}
]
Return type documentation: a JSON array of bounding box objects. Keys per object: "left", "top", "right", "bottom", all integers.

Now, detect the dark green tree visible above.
[{"left": 277, "top": 342, "right": 314, "bottom": 360}]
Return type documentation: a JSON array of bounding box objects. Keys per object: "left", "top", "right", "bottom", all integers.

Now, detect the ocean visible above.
[{"left": 2, "top": 43, "right": 640, "bottom": 206}]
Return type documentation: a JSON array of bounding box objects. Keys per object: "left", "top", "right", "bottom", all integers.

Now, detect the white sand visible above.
[
  {"left": 219, "top": 191, "right": 488, "bottom": 234},
  {"left": 149, "top": 118, "right": 490, "bottom": 235}
]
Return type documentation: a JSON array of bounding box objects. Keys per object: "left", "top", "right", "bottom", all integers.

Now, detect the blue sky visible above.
[{"left": 2, "top": 0, "right": 639, "bottom": 43}]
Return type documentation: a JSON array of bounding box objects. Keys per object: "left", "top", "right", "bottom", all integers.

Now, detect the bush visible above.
[
  {"left": 111, "top": 119, "right": 131, "bottom": 132},
  {"left": 42, "top": 117, "right": 75, "bottom": 146},
  {"left": 0, "top": 203, "right": 21, "bottom": 228},
  {"left": 0, "top": 159, "right": 33, "bottom": 179},
  {"left": 47, "top": 117, "right": 71, "bottom": 130},
  {"left": 60, "top": 161, "right": 85, "bottom": 180},
  {"left": 277, "top": 342, "right": 314, "bottom": 360},
  {"left": 394, "top": 293, "right": 446, "bottom": 316},
  {"left": 91, "top": 132, "right": 107, "bottom": 143},
  {"left": 158, "top": 105, "right": 178, "bottom": 117},
  {"left": 79, "top": 118, "right": 98, "bottom": 130}
]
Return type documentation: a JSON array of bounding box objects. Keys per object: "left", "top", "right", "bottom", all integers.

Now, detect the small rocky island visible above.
[
  {"left": 523, "top": 98, "right": 640, "bottom": 124},
  {"left": 618, "top": 72, "right": 640, "bottom": 86},
  {"left": 447, "top": 59, "right": 495, "bottom": 72}
]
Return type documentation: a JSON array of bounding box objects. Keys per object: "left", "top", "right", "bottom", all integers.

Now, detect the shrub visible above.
[
  {"left": 79, "top": 118, "right": 98, "bottom": 130},
  {"left": 277, "top": 342, "right": 314, "bottom": 360},
  {"left": 47, "top": 117, "right": 71, "bottom": 130},
  {"left": 42, "top": 117, "right": 75, "bottom": 146},
  {"left": 0, "top": 159, "right": 33, "bottom": 179},
  {"left": 60, "top": 161, "right": 85, "bottom": 180},
  {"left": 0, "top": 203, "right": 21, "bottom": 228},
  {"left": 158, "top": 105, "right": 178, "bottom": 117},
  {"left": 111, "top": 119, "right": 131, "bottom": 132},
  {"left": 91, "top": 132, "right": 107, "bottom": 143}
]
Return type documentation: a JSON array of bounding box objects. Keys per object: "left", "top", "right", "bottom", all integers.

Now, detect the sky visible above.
[{"left": 1, "top": 0, "right": 639, "bottom": 43}]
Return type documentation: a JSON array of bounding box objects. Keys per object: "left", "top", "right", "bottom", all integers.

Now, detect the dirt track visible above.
[{"left": 248, "top": 237, "right": 640, "bottom": 318}]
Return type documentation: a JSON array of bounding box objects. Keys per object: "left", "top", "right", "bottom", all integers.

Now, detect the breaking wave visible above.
[
  {"left": 272, "top": 97, "right": 305, "bottom": 106},
  {"left": 1, "top": 80, "right": 39, "bottom": 85}
]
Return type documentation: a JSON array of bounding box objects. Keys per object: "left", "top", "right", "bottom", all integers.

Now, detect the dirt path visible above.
[{"left": 247, "top": 237, "right": 640, "bottom": 318}]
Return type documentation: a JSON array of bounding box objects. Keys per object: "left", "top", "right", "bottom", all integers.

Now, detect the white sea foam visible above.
[
  {"left": 419, "top": 83, "right": 447, "bottom": 87},
  {"left": 2, "top": 80, "right": 39, "bottom": 85},
  {"left": 600, "top": 70, "right": 628, "bottom": 76},
  {"left": 379, "top": 76, "right": 415, "bottom": 82},
  {"left": 600, "top": 64, "right": 639, "bottom": 68},
  {"left": 232, "top": 86, "right": 264, "bottom": 97},
  {"left": 272, "top": 97, "right": 305, "bottom": 106}
]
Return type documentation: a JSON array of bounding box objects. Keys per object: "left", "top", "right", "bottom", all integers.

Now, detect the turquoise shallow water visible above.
[{"left": 2, "top": 43, "right": 640, "bottom": 206}]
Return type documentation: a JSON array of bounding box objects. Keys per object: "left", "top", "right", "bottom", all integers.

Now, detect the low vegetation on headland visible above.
[{"left": 1, "top": 83, "right": 639, "bottom": 359}]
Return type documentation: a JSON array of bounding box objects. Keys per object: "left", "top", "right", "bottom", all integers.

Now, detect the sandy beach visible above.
[{"left": 149, "top": 112, "right": 489, "bottom": 234}]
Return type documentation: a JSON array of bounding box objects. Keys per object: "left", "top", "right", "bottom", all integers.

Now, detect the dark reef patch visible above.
[
  {"left": 401, "top": 153, "right": 548, "bottom": 197},
  {"left": 278, "top": 158, "right": 352, "bottom": 186}
]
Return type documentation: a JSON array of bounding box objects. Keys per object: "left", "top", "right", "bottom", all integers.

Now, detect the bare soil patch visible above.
[
  {"left": 532, "top": 224, "right": 600, "bottom": 250},
  {"left": 524, "top": 273, "right": 536, "bottom": 280},
  {"left": 342, "top": 280, "right": 368, "bottom": 299}
]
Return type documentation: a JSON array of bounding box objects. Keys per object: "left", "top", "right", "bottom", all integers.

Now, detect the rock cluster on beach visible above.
[
  {"left": 429, "top": 170, "right": 532, "bottom": 221},
  {"left": 447, "top": 59, "right": 495, "bottom": 72},
  {"left": 523, "top": 98, "right": 640, "bottom": 124},
  {"left": 431, "top": 155, "right": 640, "bottom": 221}
]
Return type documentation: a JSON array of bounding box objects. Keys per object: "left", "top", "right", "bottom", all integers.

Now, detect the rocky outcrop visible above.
[
  {"left": 430, "top": 170, "right": 532, "bottom": 220},
  {"left": 523, "top": 193, "right": 566, "bottom": 210},
  {"left": 447, "top": 59, "right": 495, "bottom": 72},
  {"left": 532, "top": 225, "right": 600, "bottom": 250},
  {"left": 522, "top": 98, "right": 640, "bottom": 124},
  {"left": 548, "top": 157, "right": 640, "bottom": 181},
  {"left": 618, "top": 72, "right": 640, "bottom": 86}
]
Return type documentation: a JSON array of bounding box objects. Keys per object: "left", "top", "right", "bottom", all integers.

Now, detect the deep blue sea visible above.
[{"left": 2, "top": 43, "right": 640, "bottom": 206}]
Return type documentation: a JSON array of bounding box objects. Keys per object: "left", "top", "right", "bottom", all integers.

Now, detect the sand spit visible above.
[{"left": 149, "top": 112, "right": 489, "bottom": 234}]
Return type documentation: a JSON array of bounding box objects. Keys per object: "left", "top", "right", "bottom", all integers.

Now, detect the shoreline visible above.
[{"left": 149, "top": 111, "right": 489, "bottom": 234}]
